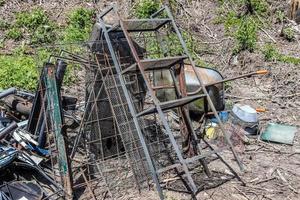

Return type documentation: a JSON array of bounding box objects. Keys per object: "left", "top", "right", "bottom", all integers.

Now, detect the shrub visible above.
[{"left": 134, "top": 0, "right": 160, "bottom": 18}]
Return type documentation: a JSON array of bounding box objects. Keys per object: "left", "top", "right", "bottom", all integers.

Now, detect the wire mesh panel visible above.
[{"left": 28, "top": 5, "right": 244, "bottom": 199}]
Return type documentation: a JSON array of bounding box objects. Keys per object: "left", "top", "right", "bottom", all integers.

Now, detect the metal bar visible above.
[
  {"left": 0, "top": 121, "right": 17, "bottom": 140},
  {"left": 152, "top": 85, "right": 174, "bottom": 90},
  {"left": 170, "top": 68, "right": 211, "bottom": 177},
  {"left": 70, "top": 70, "right": 107, "bottom": 158},
  {"left": 120, "top": 18, "right": 198, "bottom": 194},
  {"left": 156, "top": 149, "right": 221, "bottom": 174},
  {"left": 44, "top": 63, "right": 73, "bottom": 199},
  {"left": 165, "top": 6, "right": 244, "bottom": 171},
  {"left": 203, "top": 139, "right": 246, "bottom": 186},
  {"left": 98, "top": 6, "right": 115, "bottom": 19},
  {"left": 100, "top": 20, "right": 164, "bottom": 200},
  {"left": 0, "top": 87, "right": 16, "bottom": 99},
  {"left": 150, "top": 7, "right": 166, "bottom": 18}
]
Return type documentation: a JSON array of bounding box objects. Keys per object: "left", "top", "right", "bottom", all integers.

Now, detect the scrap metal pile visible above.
[{"left": 0, "top": 6, "right": 271, "bottom": 200}]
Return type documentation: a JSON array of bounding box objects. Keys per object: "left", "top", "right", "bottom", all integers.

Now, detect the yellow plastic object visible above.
[{"left": 206, "top": 127, "right": 216, "bottom": 139}]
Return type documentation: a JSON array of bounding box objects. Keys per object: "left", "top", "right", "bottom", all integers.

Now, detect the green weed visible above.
[
  {"left": 134, "top": 0, "right": 160, "bottom": 18},
  {"left": 14, "top": 8, "right": 56, "bottom": 44},
  {"left": 0, "top": 20, "right": 10, "bottom": 30},
  {"left": 262, "top": 43, "right": 278, "bottom": 61},
  {"left": 275, "top": 10, "right": 285, "bottom": 23},
  {"left": 63, "top": 8, "right": 95, "bottom": 42},
  {"left": 262, "top": 43, "right": 300, "bottom": 64},
  {"left": 217, "top": 0, "right": 268, "bottom": 54},
  {"left": 6, "top": 27, "right": 22, "bottom": 40},
  {"left": 0, "top": 54, "right": 37, "bottom": 91},
  {"left": 281, "top": 27, "right": 295, "bottom": 42},
  {"left": 234, "top": 16, "right": 257, "bottom": 53}
]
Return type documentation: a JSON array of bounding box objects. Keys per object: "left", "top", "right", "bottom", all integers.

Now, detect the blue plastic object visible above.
[{"left": 210, "top": 111, "right": 229, "bottom": 123}]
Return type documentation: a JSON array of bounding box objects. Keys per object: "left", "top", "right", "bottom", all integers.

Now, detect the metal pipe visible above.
[
  {"left": 56, "top": 59, "right": 67, "bottom": 88},
  {"left": 0, "top": 87, "right": 16, "bottom": 99},
  {"left": 0, "top": 121, "right": 18, "bottom": 140}
]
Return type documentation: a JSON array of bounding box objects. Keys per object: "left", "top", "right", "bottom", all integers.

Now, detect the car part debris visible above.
[
  {"left": 0, "top": 122, "right": 17, "bottom": 140},
  {"left": 0, "top": 181, "right": 43, "bottom": 200},
  {"left": 0, "top": 146, "right": 17, "bottom": 170}
]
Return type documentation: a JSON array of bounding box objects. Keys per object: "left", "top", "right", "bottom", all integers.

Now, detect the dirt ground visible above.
[{"left": 1, "top": 0, "right": 299, "bottom": 200}]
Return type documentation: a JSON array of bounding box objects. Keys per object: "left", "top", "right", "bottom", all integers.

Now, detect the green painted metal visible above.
[{"left": 44, "top": 63, "right": 73, "bottom": 199}]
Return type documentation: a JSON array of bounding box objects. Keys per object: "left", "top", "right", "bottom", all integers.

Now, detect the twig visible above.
[
  {"left": 225, "top": 94, "right": 269, "bottom": 100},
  {"left": 276, "top": 169, "right": 299, "bottom": 194},
  {"left": 260, "top": 27, "right": 277, "bottom": 43},
  {"left": 234, "top": 186, "right": 251, "bottom": 200},
  {"left": 274, "top": 93, "right": 300, "bottom": 98},
  {"left": 255, "top": 177, "right": 276, "bottom": 185}
]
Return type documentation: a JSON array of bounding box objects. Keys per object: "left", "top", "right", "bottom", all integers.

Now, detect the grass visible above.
[{"left": 262, "top": 43, "right": 300, "bottom": 64}]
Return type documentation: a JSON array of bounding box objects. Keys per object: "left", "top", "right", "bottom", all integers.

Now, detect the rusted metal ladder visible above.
[{"left": 98, "top": 6, "right": 244, "bottom": 199}]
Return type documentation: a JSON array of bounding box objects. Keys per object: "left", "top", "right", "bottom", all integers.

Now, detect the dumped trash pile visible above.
[{"left": 0, "top": 5, "right": 298, "bottom": 200}]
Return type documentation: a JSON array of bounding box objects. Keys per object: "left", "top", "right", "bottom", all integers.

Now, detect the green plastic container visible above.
[{"left": 261, "top": 123, "right": 298, "bottom": 145}]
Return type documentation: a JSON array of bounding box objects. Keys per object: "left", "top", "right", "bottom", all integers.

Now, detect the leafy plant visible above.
[
  {"left": 31, "top": 24, "right": 56, "bottom": 44},
  {"left": 234, "top": 16, "right": 257, "bottom": 53},
  {"left": 14, "top": 8, "right": 56, "bottom": 44},
  {"left": 0, "top": 20, "right": 10, "bottom": 30},
  {"left": 262, "top": 43, "right": 300, "bottom": 64},
  {"left": 134, "top": 0, "right": 160, "bottom": 18},
  {"left": 0, "top": 54, "right": 37, "bottom": 91},
  {"left": 281, "top": 27, "right": 295, "bottom": 42},
  {"left": 248, "top": 0, "right": 268, "bottom": 15},
  {"left": 0, "top": 0, "right": 5, "bottom": 7},
  {"left": 63, "top": 8, "right": 95, "bottom": 42},
  {"left": 6, "top": 27, "right": 22, "bottom": 40},
  {"left": 275, "top": 10, "right": 285, "bottom": 23},
  {"left": 262, "top": 43, "right": 279, "bottom": 61},
  {"left": 216, "top": 0, "right": 268, "bottom": 54},
  {"left": 16, "top": 8, "right": 49, "bottom": 30}
]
